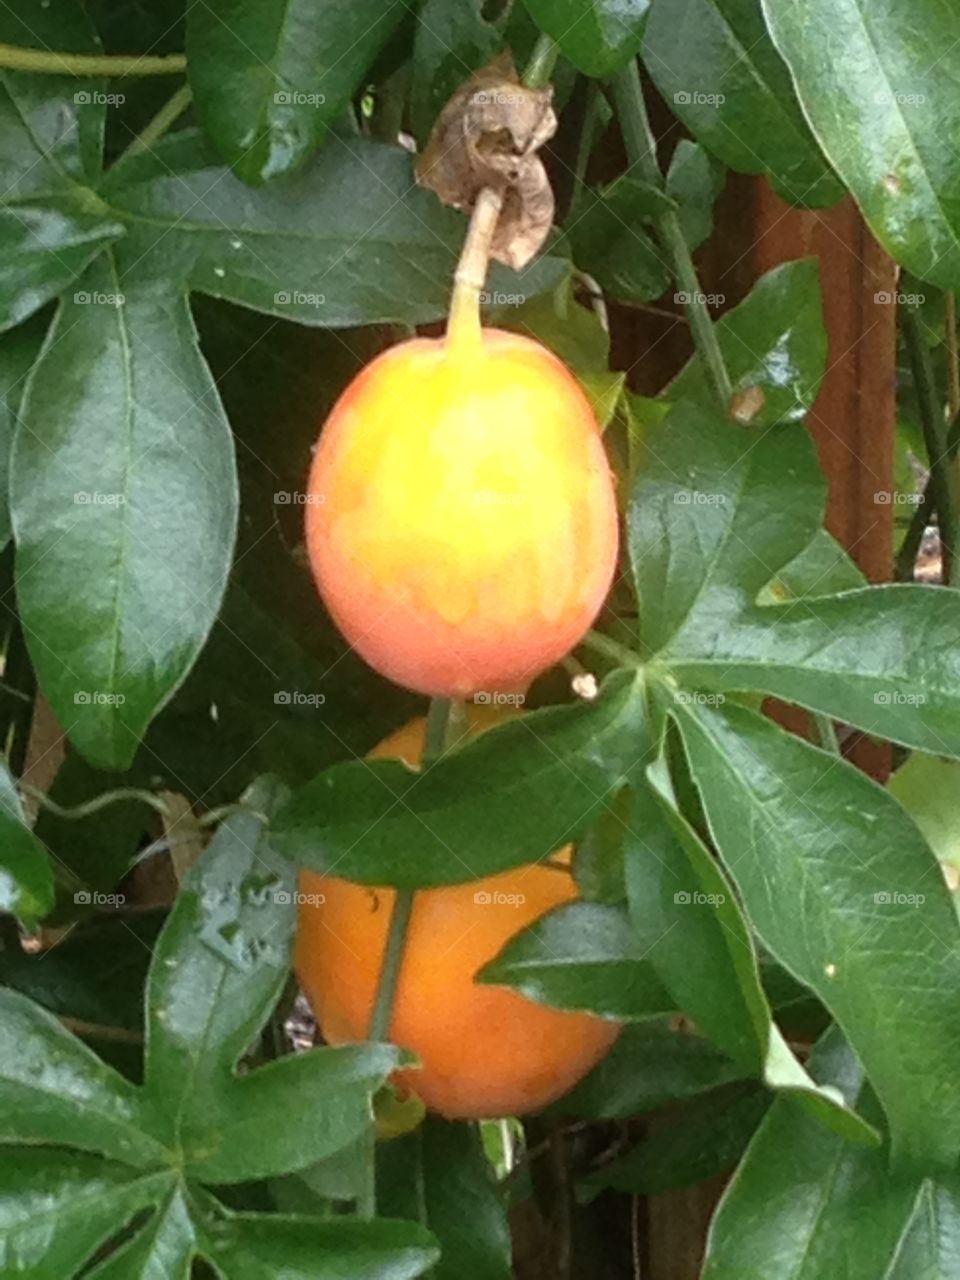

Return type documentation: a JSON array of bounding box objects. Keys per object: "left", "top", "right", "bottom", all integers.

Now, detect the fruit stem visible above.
[
  {"left": 115, "top": 82, "right": 192, "bottom": 166},
  {"left": 581, "top": 630, "right": 640, "bottom": 668},
  {"left": 0, "top": 42, "right": 186, "bottom": 76},
  {"left": 611, "top": 60, "right": 734, "bottom": 411},
  {"left": 446, "top": 186, "right": 505, "bottom": 354},
  {"left": 367, "top": 697, "right": 455, "bottom": 1044}
]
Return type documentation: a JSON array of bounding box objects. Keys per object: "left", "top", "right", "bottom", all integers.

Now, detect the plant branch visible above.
[
  {"left": 902, "top": 305, "right": 957, "bottom": 583},
  {"left": 896, "top": 406, "right": 960, "bottom": 580},
  {"left": 116, "top": 82, "right": 192, "bottom": 164},
  {"left": 611, "top": 59, "right": 734, "bottom": 410},
  {"left": 367, "top": 698, "right": 454, "bottom": 1044},
  {"left": 0, "top": 43, "right": 185, "bottom": 76},
  {"left": 521, "top": 33, "right": 560, "bottom": 90}
]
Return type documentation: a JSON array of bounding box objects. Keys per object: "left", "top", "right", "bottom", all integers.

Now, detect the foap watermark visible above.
[
  {"left": 74, "top": 890, "right": 125, "bottom": 906},
  {"left": 873, "top": 90, "right": 925, "bottom": 107},
  {"left": 874, "top": 491, "right": 922, "bottom": 505},
  {"left": 273, "top": 889, "right": 326, "bottom": 906},
  {"left": 673, "top": 691, "right": 725, "bottom": 707},
  {"left": 75, "top": 491, "right": 126, "bottom": 506},
  {"left": 874, "top": 290, "right": 925, "bottom": 306},
  {"left": 274, "top": 290, "right": 326, "bottom": 308},
  {"left": 74, "top": 690, "right": 125, "bottom": 706},
  {"left": 674, "top": 489, "right": 726, "bottom": 506},
  {"left": 874, "top": 690, "right": 926, "bottom": 706},
  {"left": 479, "top": 290, "right": 525, "bottom": 307},
  {"left": 274, "top": 690, "right": 326, "bottom": 708},
  {"left": 75, "top": 90, "right": 125, "bottom": 107},
  {"left": 474, "top": 890, "right": 525, "bottom": 907},
  {"left": 874, "top": 890, "right": 925, "bottom": 906},
  {"left": 674, "top": 890, "right": 726, "bottom": 906},
  {"left": 674, "top": 90, "right": 725, "bottom": 107},
  {"left": 274, "top": 90, "right": 327, "bottom": 106},
  {"left": 274, "top": 490, "right": 325, "bottom": 505},
  {"left": 74, "top": 290, "right": 125, "bottom": 307},
  {"left": 474, "top": 691, "right": 525, "bottom": 707},
  {"left": 675, "top": 290, "right": 725, "bottom": 307},
  {"left": 474, "top": 90, "right": 526, "bottom": 107}
]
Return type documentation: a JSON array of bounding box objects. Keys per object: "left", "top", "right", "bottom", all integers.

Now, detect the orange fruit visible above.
[
  {"left": 305, "top": 328, "right": 618, "bottom": 698},
  {"left": 294, "top": 710, "right": 620, "bottom": 1119}
]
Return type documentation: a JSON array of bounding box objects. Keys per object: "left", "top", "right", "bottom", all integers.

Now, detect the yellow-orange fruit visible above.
[
  {"left": 294, "top": 711, "right": 620, "bottom": 1119},
  {"left": 305, "top": 328, "right": 618, "bottom": 698}
]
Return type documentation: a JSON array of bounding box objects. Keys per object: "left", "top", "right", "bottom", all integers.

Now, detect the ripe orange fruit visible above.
[
  {"left": 294, "top": 710, "right": 620, "bottom": 1119},
  {"left": 305, "top": 328, "right": 618, "bottom": 698}
]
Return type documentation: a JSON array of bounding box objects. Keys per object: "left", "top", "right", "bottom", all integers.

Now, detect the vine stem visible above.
[
  {"left": 116, "top": 82, "right": 192, "bottom": 164},
  {"left": 611, "top": 60, "right": 734, "bottom": 410},
  {"left": 522, "top": 33, "right": 560, "bottom": 90},
  {"left": 0, "top": 43, "right": 185, "bottom": 76},
  {"left": 896, "top": 406, "right": 960, "bottom": 580},
  {"left": 902, "top": 305, "right": 957, "bottom": 583},
  {"left": 367, "top": 698, "right": 453, "bottom": 1044},
  {"left": 581, "top": 629, "right": 640, "bottom": 667}
]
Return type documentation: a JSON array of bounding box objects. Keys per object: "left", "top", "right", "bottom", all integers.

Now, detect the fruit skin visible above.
[
  {"left": 305, "top": 328, "right": 618, "bottom": 698},
  {"left": 294, "top": 710, "right": 620, "bottom": 1119}
]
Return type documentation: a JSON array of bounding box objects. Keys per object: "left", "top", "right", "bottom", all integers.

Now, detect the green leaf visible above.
[
  {"left": 578, "top": 1085, "right": 770, "bottom": 1201},
  {"left": 763, "top": 0, "right": 960, "bottom": 288},
  {"left": 478, "top": 900, "right": 674, "bottom": 1019},
  {"left": 144, "top": 777, "right": 396, "bottom": 1179},
  {"left": 85, "top": 1187, "right": 196, "bottom": 1279},
  {"left": 569, "top": 178, "right": 673, "bottom": 303},
  {"left": 522, "top": 0, "right": 651, "bottom": 76},
  {"left": 550, "top": 1019, "right": 747, "bottom": 1119},
  {"left": 642, "top": 0, "right": 842, "bottom": 206},
  {"left": 759, "top": 527, "right": 866, "bottom": 602},
  {"left": 668, "top": 259, "right": 828, "bottom": 426},
  {"left": 0, "top": 986, "right": 166, "bottom": 1165},
  {"left": 0, "top": 314, "right": 47, "bottom": 550},
  {"left": 889, "top": 754, "right": 960, "bottom": 877},
  {"left": 11, "top": 263, "right": 238, "bottom": 770},
  {"left": 0, "top": 757, "right": 53, "bottom": 926},
  {"left": 672, "top": 696, "right": 960, "bottom": 1167},
  {"left": 411, "top": 0, "right": 506, "bottom": 141},
  {"left": 0, "top": 1150, "right": 173, "bottom": 1278},
  {"left": 666, "top": 140, "right": 726, "bottom": 252},
  {"left": 421, "top": 1119, "right": 512, "bottom": 1280},
  {"left": 702, "top": 1029, "right": 960, "bottom": 1280},
  {"left": 274, "top": 669, "right": 646, "bottom": 887},
  {"left": 628, "top": 404, "right": 825, "bottom": 654},
  {"left": 187, "top": 0, "right": 410, "bottom": 185},
  {"left": 0, "top": 1, "right": 123, "bottom": 329},
  {"left": 666, "top": 586, "right": 960, "bottom": 758},
  {"left": 203, "top": 1213, "right": 439, "bottom": 1279},
  {"left": 104, "top": 133, "right": 566, "bottom": 328}
]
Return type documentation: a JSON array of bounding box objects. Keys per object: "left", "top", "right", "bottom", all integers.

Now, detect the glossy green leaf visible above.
[
  {"left": 0, "top": 1150, "right": 173, "bottom": 1279},
  {"left": 763, "top": 0, "right": 960, "bottom": 288},
  {"left": 0, "top": 1, "right": 123, "bottom": 329},
  {"left": 85, "top": 1187, "right": 196, "bottom": 1280},
  {"left": 421, "top": 1119, "right": 512, "bottom": 1280},
  {"left": 666, "top": 140, "right": 725, "bottom": 251},
  {"left": 889, "top": 754, "right": 960, "bottom": 876},
  {"left": 478, "top": 900, "right": 674, "bottom": 1019},
  {"left": 0, "top": 986, "right": 166, "bottom": 1165},
  {"left": 628, "top": 404, "right": 825, "bottom": 654},
  {"left": 572, "top": 786, "right": 630, "bottom": 902},
  {"left": 666, "top": 586, "right": 960, "bottom": 759},
  {"left": 702, "top": 1029, "right": 960, "bottom": 1280},
  {"left": 187, "top": 0, "right": 409, "bottom": 185},
  {"left": 672, "top": 696, "right": 960, "bottom": 1167},
  {"left": 0, "top": 757, "right": 52, "bottom": 926},
  {"left": 569, "top": 178, "right": 673, "bottom": 303},
  {"left": 203, "top": 1213, "right": 439, "bottom": 1279},
  {"left": 578, "top": 1085, "right": 770, "bottom": 1201},
  {"left": 0, "top": 314, "right": 47, "bottom": 550},
  {"left": 11, "top": 263, "right": 238, "bottom": 770},
  {"left": 412, "top": 0, "right": 506, "bottom": 141},
  {"left": 642, "top": 0, "right": 841, "bottom": 206},
  {"left": 668, "top": 259, "right": 828, "bottom": 425},
  {"left": 760, "top": 527, "right": 866, "bottom": 602},
  {"left": 104, "top": 132, "right": 566, "bottom": 328},
  {"left": 274, "top": 669, "right": 646, "bottom": 887},
  {"left": 550, "top": 1019, "right": 747, "bottom": 1119},
  {"left": 144, "top": 777, "right": 396, "bottom": 1180},
  {"left": 522, "top": 0, "right": 650, "bottom": 76}
]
